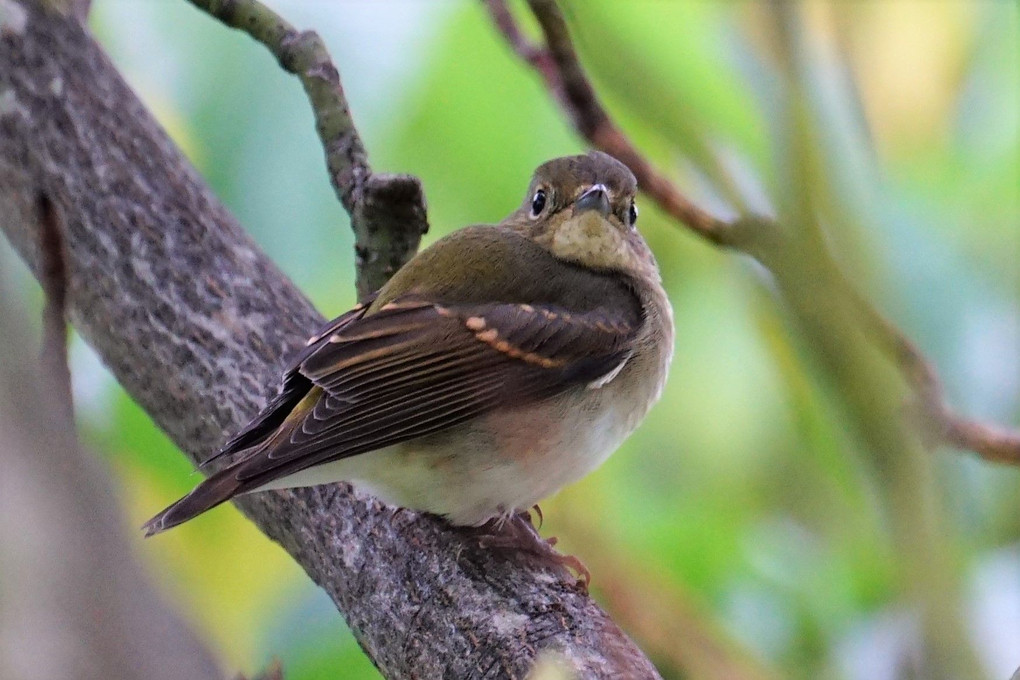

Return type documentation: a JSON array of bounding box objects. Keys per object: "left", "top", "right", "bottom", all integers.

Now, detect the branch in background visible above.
[
  {"left": 0, "top": 264, "right": 222, "bottom": 680},
  {"left": 760, "top": 6, "right": 983, "bottom": 676},
  {"left": 187, "top": 0, "right": 428, "bottom": 298},
  {"left": 0, "top": 3, "right": 660, "bottom": 677},
  {"left": 485, "top": 0, "right": 1020, "bottom": 468},
  {"left": 854, "top": 289, "right": 1020, "bottom": 464},
  {"left": 553, "top": 507, "right": 780, "bottom": 680}
]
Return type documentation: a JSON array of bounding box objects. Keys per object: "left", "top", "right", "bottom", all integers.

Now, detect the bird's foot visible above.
[{"left": 471, "top": 510, "right": 591, "bottom": 592}]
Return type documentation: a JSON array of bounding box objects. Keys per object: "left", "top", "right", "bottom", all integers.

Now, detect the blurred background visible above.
[{"left": 1, "top": 1, "right": 1017, "bottom": 678}]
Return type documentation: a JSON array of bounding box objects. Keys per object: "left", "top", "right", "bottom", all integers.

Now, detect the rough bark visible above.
[{"left": 0, "top": 3, "right": 661, "bottom": 678}]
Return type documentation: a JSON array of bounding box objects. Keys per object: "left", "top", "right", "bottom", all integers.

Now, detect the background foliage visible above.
[{"left": 3, "top": 1, "right": 1016, "bottom": 678}]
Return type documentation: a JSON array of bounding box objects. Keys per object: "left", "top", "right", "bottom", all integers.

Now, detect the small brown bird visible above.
[{"left": 143, "top": 151, "right": 673, "bottom": 545}]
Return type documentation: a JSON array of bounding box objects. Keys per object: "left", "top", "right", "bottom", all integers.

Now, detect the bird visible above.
[{"left": 143, "top": 151, "right": 674, "bottom": 558}]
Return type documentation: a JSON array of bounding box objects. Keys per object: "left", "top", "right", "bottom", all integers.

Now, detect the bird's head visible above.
[{"left": 504, "top": 151, "right": 656, "bottom": 277}]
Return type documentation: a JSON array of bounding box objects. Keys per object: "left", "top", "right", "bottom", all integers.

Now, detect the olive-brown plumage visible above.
[{"left": 143, "top": 151, "right": 673, "bottom": 536}]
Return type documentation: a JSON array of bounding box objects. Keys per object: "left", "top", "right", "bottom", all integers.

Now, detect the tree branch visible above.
[
  {"left": 485, "top": 0, "right": 1020, "bottom": 467},
  {"left": 0, "top": 2, "right": 660, "bottom": 677},
  {"left": 184, "top": 0, "right": 428, "bottom": 299}
]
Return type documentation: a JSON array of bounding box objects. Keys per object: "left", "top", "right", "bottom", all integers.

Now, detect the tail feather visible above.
[{"left": 142, "top": 468, "right": 245, "bottom": 537}]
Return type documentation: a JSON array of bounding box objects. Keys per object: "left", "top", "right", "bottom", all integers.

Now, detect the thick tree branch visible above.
[
  {"left": 485, "top": 0, "right": 1020, "bottom": 468},
  {"left": 184, "top": 0, "right": 428, "bottom": 299},
  {"left": 0, "top": 3, "right": 660, "bottom": 678}
]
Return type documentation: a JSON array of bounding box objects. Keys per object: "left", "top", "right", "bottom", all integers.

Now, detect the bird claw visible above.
[
  {"left": 531, "top": 504, "right": 545, "bottom": 530},
  {"left": 470, "top": 511, "right": 591, "bottom": 592},
  {"left": 547, "top": 551, "right": 591, "bottom": 591}
]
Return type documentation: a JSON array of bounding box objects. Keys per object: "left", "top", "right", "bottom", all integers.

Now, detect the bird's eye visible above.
[
  {"left": 628, "top": 201, "right": 639, "bottom": 226},
  {"left": 530, "top": 189, "right": 547, "bottom": 217}
]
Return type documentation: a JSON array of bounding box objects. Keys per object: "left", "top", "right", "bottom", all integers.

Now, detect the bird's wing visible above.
[
  {"left": 199, "top": 295, "right": 377, "bottom": 468},
  {"left": 228, "top": 294, "right": 641, "bottom": 487}
]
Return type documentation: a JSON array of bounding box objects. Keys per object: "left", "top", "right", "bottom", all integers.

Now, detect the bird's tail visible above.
[{"left": 141, "top": 467, "right": 245, "bottom": 537}]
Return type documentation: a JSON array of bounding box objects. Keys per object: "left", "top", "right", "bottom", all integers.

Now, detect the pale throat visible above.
[{"left": 543, "top": 211, "right": 632, "bottom": 272}]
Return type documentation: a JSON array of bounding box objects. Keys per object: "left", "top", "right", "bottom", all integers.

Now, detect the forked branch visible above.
[{"left": 187, "top": 0, "right": 428, "bottom": 298}]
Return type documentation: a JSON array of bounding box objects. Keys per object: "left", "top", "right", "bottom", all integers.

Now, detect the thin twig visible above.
[
  {"left": 186, "top": 0, "right": 428, "bottom": 298},
  {"left": 844, "top": 257, "right": 1020, "bottom": 465},
  {"left": 485, "top": 0, "right": 1020, "bottom": 467},
  {"left": 36, "top": 193, "right": 73, "bottom": 424}
]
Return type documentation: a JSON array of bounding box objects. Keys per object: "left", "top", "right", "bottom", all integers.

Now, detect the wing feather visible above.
[{"left": 200, "top": 296, "right": 377, "bottom": 467}]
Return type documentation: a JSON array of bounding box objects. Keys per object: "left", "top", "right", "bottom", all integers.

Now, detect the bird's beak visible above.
[{"left": 574, "top": 184, "right": 611, "bottom": 217}]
